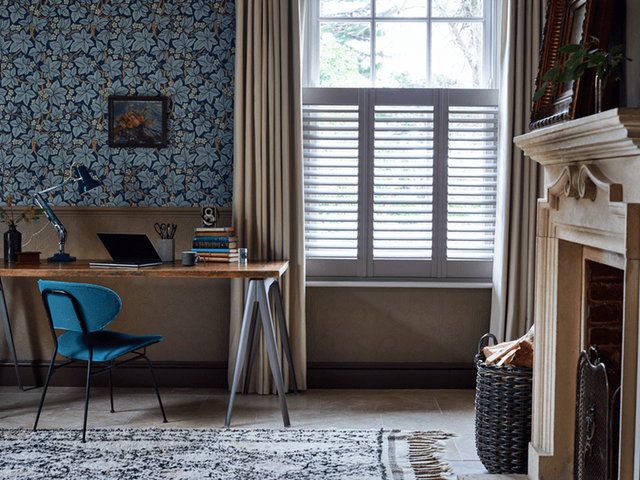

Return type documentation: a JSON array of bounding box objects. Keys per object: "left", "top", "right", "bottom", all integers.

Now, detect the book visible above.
[
  {"left": 192, "top": 236, "right": 238, "bottom": 242},
  {"left": 194, "top": 231, "right": 236, "bottom": 237},
  {"left": 201, "top": 258, "right": 238, "bottom": 263},
  {"left": 197, "top": 252, "right": 239, "bottom": 257},
  {"left": 192, "top": 248, "right": 238, "bottom": 253},
  {"left": 193, "top": 241, "right": 238, "bottom": 249},
  {"left": 194, "top": 227, "right": 235, "bottom": 233}
]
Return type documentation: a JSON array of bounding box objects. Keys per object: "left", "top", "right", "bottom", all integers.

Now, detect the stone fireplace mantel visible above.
[{"left": 514, "top": 108, "right": 640, "bottom": 480}]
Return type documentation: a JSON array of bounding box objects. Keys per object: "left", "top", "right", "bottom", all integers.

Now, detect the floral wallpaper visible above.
[{"left": 0, "top": 0, "right": 235, "bottom": 208}]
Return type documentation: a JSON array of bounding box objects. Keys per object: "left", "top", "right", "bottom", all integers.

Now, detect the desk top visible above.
[{"left": 0, "top": 260, "right": 289, "bottom": 279}]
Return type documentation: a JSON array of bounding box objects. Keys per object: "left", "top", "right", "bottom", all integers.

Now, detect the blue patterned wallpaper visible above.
[{"left": 0, "top": 0, "right": 235, "bottom": 208}]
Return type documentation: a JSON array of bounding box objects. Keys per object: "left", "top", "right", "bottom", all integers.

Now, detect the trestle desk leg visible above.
[
  {"left": 242, "top": 300, "right": 261, "bottom": 395},
  {"left": 270, "top": 280, "right": 299, "bottom": 395},
  {"left": 255, "top": 279, "right": 290, "bottom": 427},
  {"left": 0, "top": 278, "right": 23, "bottom": 390},
  {"left": 225, "top": 280, "right": 257, "bottom": 427}
]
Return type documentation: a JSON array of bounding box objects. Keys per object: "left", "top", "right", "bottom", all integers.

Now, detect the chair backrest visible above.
[{"left": 38, "top": 280, "right": 122, "bottom": 332}]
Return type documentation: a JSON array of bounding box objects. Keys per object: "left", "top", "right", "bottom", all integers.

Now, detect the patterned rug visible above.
[{"left": 0, "top": 428, "right": 453, "bottom": 479}]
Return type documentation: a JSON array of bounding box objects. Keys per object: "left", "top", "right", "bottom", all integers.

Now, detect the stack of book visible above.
[{"left": 191, "top": 226, "right": 239, "bottom": 263}]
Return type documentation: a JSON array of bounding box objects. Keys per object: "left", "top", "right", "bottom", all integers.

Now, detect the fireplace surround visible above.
[{"left": 514, "top": 108, "right": 640, "bottom": 480}]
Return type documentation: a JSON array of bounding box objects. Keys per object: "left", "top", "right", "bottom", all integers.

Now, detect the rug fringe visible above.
[{"left": 408, "top": 431, "right": 455, "bottom": 480}]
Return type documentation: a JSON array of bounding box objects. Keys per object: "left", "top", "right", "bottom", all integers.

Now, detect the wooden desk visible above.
[{"left": 0, "top": 260, "right": 295, "bottom": 427}]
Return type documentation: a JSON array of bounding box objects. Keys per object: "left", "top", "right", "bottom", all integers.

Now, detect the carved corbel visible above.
[
  {"left": 577, "top": 164, "right": 623, "bottom": 203},
  {"left": 546, "top": 165, "right": 579, "bottom": 210}
]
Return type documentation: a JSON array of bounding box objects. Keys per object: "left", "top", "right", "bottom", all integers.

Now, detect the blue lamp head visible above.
[{"left": 76, "top": 165, "right": 100, "bottom": 193}]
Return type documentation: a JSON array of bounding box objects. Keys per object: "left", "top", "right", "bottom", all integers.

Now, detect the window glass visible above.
[
  {"left": 321, "top": 0, "right": 371, "bottom": 17},
  {"left": 320, "top": 22, "right": 371, "bottom": 87},
  {"left": 375, "top": 0, "right": 427, "bottom": 17},
  {"left": 431, "top": 22, "right": 483, "bottom": 88},
  {"left": 432, "top": 0, "right": 483, "bottom": 18},
  {"left": 375, "top": 22, "right": 427, "bottom": 87}
]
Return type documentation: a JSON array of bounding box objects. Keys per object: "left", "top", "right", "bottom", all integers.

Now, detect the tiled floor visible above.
[{"left": 0, "top": 386, "right": 491, "bottom": 478}]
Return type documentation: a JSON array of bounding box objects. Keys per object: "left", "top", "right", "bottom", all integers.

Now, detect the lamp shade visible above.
[{"left": 76, "top": 165, "right": 100, "bottom": 193}]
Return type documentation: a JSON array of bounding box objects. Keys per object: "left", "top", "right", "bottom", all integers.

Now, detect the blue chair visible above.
[{"left": 35, "top": 280, "right": 167, "bottom": 442}]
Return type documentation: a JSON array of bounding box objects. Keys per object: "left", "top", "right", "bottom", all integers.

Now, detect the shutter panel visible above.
[
  {"left": 303, "top": 103, "right": 359, "bottom": 258},
  {"left": 373, "top": 105, "right": 434, "bottom": 259},
  {"left": 446, "top": 105, "right": 498, "bottom": 260}
]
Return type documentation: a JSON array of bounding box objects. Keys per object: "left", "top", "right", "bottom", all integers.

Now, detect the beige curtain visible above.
[
  {"left": 230, "top": 0, "right": 306, "bottom": 394},
  {"left": 490, "top": 0, "right": 546, "bottom": 342}
]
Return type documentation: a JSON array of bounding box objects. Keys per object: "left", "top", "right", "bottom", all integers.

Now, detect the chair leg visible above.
[
  {"left": 143, "top": 355, "right": 167, "bottom": 423},
  {"left": 33, "top": 350, "right": 57, "bottom": 432},
  {"left": 109, "top": 360, "right": 115, "bottom": 413},
  {"left": 82, "top": 359, "right": 92, "bottom": 443}
]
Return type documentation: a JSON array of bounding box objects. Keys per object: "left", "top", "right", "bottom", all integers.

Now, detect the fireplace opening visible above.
[{"left": 575, "top": 260, "right": 623, "bottom": 479}]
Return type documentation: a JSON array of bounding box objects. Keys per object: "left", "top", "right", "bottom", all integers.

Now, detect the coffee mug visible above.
[{"left": 182, "top": 251, "right": 200, "bottom": 266}]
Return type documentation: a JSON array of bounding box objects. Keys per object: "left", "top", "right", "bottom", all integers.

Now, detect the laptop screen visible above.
[{"left": 91, "top": 233, "right": 162, "bottom": 267}]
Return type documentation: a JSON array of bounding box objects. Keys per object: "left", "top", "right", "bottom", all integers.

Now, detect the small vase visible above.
[{"left": 3, "top": 224, "right": 22, "bottom": 264}]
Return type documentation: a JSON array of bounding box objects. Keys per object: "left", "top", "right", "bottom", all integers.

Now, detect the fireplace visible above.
[{"left": 514, "top": 108, "right": 640, "bottom": 480}]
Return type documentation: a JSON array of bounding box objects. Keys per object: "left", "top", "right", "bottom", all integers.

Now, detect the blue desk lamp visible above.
[{"left": 35, "top": 164, "right": 101, "bottom": 262}]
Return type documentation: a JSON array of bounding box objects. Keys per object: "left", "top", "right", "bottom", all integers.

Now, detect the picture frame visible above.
[
  {"left": 108, "top": 96, "right": 168, "bottom": 148},
  {"left": 530, "top": 0, "right": 615, "bottom": 130}
]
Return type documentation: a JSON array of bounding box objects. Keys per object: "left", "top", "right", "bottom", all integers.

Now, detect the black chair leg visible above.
[
  {"left": 34, "top": 351, "right": 57, "bottom": 432},
  {"left": 143, "top": 355, "right": 167, "bottom": 423},
  {"left": 82, "top": 359, "right": 92, "bottom": 443},
  {"left": 109, "top": 361, "right": 115, "bottom": 413}
]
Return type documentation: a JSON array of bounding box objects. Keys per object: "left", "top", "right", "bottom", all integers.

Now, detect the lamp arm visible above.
[
  {"left": 38, "top": 178, "right": 77, "bottom": 196},
  {"left": 35, "top": 190, "right": 67, "bottom": 256}
]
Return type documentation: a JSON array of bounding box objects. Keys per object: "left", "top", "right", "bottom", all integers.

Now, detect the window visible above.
[{"left": 303, "top": 1, "right": 499, "bottom": 281}]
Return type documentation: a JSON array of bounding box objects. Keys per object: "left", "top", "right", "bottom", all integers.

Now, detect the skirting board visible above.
[{"left": 0, "top": 361, "right": 476, "bottom": 389}]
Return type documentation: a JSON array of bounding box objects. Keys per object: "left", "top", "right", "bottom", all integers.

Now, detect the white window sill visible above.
[{"left": 306, "top": 279, "right": 492, "bottom": 289}]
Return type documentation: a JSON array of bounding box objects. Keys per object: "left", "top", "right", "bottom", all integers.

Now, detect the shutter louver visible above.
[
  {"left": 446, "top": 105, "right": 498, "bottom": 260},
  {"left": 303, "top": 104, "right": 359, "bottom": 258},
  {"left": 373, "top": 106, "right": 434, "bottom": 259}
]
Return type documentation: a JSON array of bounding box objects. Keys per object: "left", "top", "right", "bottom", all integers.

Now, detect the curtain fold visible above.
[
  {"left": 490, "top": 0, "right": 546, "bottom": 342},
  {"left": 231, "top": 0, "right": 307, "bottom": 393}
]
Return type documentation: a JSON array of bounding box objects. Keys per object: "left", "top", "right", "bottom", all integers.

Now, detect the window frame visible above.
[
  {"left": 303, "top": 0, "right": 498, "bottom": 89},
  {"left": 302, "top": 1, "right": 501, "bottom": 283}
]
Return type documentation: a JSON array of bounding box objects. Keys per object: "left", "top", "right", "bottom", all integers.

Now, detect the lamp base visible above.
[{"left": 47, "top": 253, "right": 76, "bottom": 262}]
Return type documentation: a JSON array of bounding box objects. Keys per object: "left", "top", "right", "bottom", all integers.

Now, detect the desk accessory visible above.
[
  {"left": 238, "top": 248, "right": 248, "bottom": 265},
  {"left": 157, "top": 239, "right": 174, "bottom": 262},
  {"left": 182, "top": 251, "right": 200, "bottom": 266},
  {"left": 35, "top": 164, "right": 101, "bottom": 262},
  {"left": 155, "top": 222, "right": 176, "bottom": 262},
  {"left": 201, "top": 204, "right": 219, "bottom": 227},
  {"left": 15, "top": 251, "right": 40, "bottom": 265}
]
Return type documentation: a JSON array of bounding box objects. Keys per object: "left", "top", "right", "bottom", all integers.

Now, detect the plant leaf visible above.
[
  {"left": 565, "top": 54, "right": 583, "bottom": 68},
  {"left": 573, "top": 62, "right": 588, "bottom": 79},
  {"left": 559, "top": 43, "right": 582, "bottom": 53},
  {"left": 610, "top": 44, "right": 625, "bottom": 55},
  {"left": 532, "top": 82, "right": 548, "bottom": 102},
  {"left": 543, "top": 66, "right": 560, "bottom": 81},
  {"left": 557, "top": 68, "right": 575, "bottom": 83}
]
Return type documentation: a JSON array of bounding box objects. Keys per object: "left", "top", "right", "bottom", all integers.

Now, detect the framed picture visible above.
[
  {"left": 530, "top": 0, "right": 615, "bottom": 130},
  {"left": 108, "top": 96, "right": 168, "bottom": 148}
]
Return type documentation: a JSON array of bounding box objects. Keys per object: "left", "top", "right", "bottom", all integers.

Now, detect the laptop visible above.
[{"left": 90, "top": 233, "right": 163, "bottom": 268}]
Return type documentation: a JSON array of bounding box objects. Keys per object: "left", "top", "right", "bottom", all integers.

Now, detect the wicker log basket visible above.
[{"left": 475, "top": 333, "right": 533, "bottom": 474}]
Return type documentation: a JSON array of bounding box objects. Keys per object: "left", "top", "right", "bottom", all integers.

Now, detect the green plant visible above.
[
  {"left": 532, "top": 36, "right": 630, "bottom": 102},
  {"left": 0, "top": 196, "right": 43, "bottom": 227}
]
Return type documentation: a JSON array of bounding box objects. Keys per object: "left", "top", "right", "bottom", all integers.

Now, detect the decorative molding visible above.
[
  {"left": 577, "top": 164, "right": 623, "bottom": 202},
  {"left": 547, "top": 165, "right": 579, "bottom": 209},
  {"left": 515, "top": 108, "right": 640, "bottom": 166},
  {"left": 544, "top": 164, "right": 622, "bottom": 210}
]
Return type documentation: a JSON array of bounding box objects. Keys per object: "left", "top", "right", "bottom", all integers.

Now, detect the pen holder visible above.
[{"left": 157, "top": 239, "right": 175, "bottom": 262}]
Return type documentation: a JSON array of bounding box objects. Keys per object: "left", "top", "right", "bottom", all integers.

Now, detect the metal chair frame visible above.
[{"left": 35, "top": 288, "right": 167, "bottom": 442}]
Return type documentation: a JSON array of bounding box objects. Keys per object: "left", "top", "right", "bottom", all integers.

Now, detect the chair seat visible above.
[{"left": 58, "top": 330, "right": 163, "bottom": 362}]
